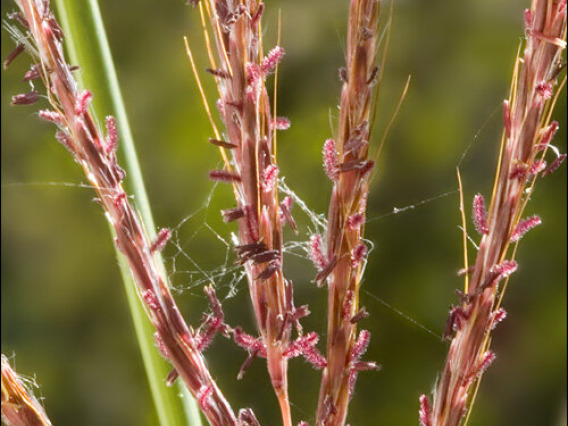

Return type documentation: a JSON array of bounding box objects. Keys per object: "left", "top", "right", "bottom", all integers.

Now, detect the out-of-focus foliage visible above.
[{"left": 1, "top": 0, "right": 565, "bottom": 425}]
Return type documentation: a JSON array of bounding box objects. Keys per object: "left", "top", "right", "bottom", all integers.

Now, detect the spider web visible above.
[
  {"left": 1, "top": 161, "right": 462, "bottom": 340},
  {"left": 157, "top": 100, "right": 531, "bottom": 342},
  {"left": 4, "top": 99, "right": 548, "bottom": 343},
  {"left": 162, "top": 172, "right": 457, "bottom": 341}
]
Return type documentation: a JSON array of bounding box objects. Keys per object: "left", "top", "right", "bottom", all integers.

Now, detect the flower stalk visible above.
[
  {"left": 5, "top": 1, "right": 254, "bottom": 424},
  {"left": 422, "top": 1, "right": 567, "bottom": 424},
  {"left": 315, "top": 1, "right": 382, "bottom": 425},
  {"left": 188, "top": 2, "right": 311, "bottom": 425},
  {"left": 51, "top": 0, "right": 198, "bottom": 423}
]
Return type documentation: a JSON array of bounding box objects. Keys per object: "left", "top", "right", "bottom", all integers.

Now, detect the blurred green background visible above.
[{"left": 1, "top": 0, "right": 566, "bottom": 425}]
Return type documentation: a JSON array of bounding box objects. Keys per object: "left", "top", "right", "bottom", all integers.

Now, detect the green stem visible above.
[{"left": 52, "top": 1, "right": 202, "bottom": 425}]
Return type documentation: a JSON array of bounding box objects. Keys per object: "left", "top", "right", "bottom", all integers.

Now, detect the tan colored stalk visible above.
[
  {"left": 189, "top": 2, "right": 303, "bottom": 425},
  {"left": 6, "top": 1, "right": 252, "bottom": 424},
  {"left": 1, "top": 355, "right": 52, "bottom": 426},
  {"left": 420, "top": 1, "right": 567, "bottom": 425},
  {"left": 316, "top": 1, "right": 381, "bottom": 424}
]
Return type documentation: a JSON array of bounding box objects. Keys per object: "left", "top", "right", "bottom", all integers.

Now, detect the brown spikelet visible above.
[{"left": 1, "top": 355, "right": 52, "bottom": 426}]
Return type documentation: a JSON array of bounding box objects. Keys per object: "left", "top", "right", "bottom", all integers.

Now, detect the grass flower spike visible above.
[
  {"left": 187, "top": 2, "right": 304, "bottom": 425},
  {"left": 423, "top": 1, "right": 567, "bottom": 424},
  {"left": 3, "top": 0, "right": 565, "bottom": 424},
  {"left": 4, "top": 1, "right": 255, "bottom": 424},
  {"left": 316, "top": 1, "right": 382, "bottom": 425}
]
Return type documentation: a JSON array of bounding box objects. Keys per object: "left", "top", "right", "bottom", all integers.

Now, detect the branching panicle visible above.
[{"left": 4, "top": 0, "right": 565, "bottom": 425}]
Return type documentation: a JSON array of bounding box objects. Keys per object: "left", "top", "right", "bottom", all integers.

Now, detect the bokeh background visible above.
[{"left": 1, "top": 0, "right": 566, "bottom": 425}]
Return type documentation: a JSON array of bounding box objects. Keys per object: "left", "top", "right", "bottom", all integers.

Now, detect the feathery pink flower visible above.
[
  {"left": 273, "top": 116, "right": 291, "bottom": 130},
  {"left": 262, "top": 164, "right": 279, "bottom": 193},
  {"left": 323, "top": 138, "right": 339, "bottom": 181},
  {"left": 472, "top": 194, "right": 489, "bottom": 235},
  {"left": 309, "top": 234, "right": 327, "bottom": 270},
  {"left": 419, "top": 395, "right": 432, "bottom": 426},
  {"left": 150, "top": 228, "right": 172, "bottom": 253},
  {"left": 261, "top": 46, "right": 285, "bottom": 73},
  {"left": 510, "top": 215, "right": 542, "bottom": 242}
]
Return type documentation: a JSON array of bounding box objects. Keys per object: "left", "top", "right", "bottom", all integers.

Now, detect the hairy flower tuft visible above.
[
  {"left": 419, "top": 395, "right": 432, "bottom": 426},
  {"left": 536, "top": 81, "right": 553, "bottom": 100},
  {"left": 524, "top": 8, "right": 533, "bottom": 29},
  {"left": 105, "top": 116, "right": 119, "bottom": 153},
  {"left": 347, "top": 212, "right": 365, "bottom": 229},
  {"left": 542, "top": 153, "right": 567, "bottom": 177},
  {"left": 510, "top": 215, "right": 542, "bottom": 242},
  {"left": 39, "top": 109, "right": 64, "bottom": 126},
  {"left": 491, "top": 259, "right": 518, "bottom": 279},
  {"left": 272, "top": 116, "right": 291, "bottom": 130},
  {"left": 529, "top": 160, "right": 547, "bottom": 175},
  {"left": 197, "top": 385, "right": 213, "bottom": 411},
  {"left": 472, "top": 194, "right": 489, "bottom": 235},
  {"left": 261, "top": 46, "right": 285, "bottom": 73},
  {"left": 284, "top": 332, "right": 326, "bottom": 369},
  {"left": 309, "top": 234, "right": 327, "bottom": 271},
  {"left": 352, "top": 329, "right": 371, "bottom": 360},
  {"left": 143, "top": 289, "right": 161, "bottom": 313},
  {"left": 473, "top": 351, "right": 496, "bottom": 380},
  {"left": 323, "top": 138, "right": 339, "bottom": 180},
  {"left": 75, "top": 90, "right": 93, "bottom": 115},
  {"left": 233, "top": 327, "right": 267, "bottom": 357},
  {"left": 262, "top": 164, "right": 279, "bottom": 193},
  {"left": 245, "top": 62, "right": 261, "bottom": 87},
  {"left": 350, "top": 242, "right": 368, "bottom": 268},
  {"left": 490, "top": 308, "right": 507, "bottom": 330},
  {"left": 150, "top": 228, "right": 172, "bottom": 253},
  {"left": 54, "top": 130, "right": 75, "bottom": 154}
]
